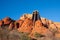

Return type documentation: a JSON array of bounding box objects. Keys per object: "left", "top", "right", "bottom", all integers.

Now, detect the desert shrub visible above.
[
  {"left": 8, "top": 30, "right": 32, "bottom": 40},
  {"left": 0, "top": 26, "right": 32, "bottom": 40},
  {"left": 0, "top": 27, "right": 9, "bottom": 40},
  {"left": 19, "top": 32, "right": 32, "bottom": 40},
  {"left": 34, "top": 32, "right": 45, "bottom": 38}
]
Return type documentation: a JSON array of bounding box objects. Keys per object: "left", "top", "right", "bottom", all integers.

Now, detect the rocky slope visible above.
[{"left": 0, "top": 11, "right": 60, "bottom": 40}]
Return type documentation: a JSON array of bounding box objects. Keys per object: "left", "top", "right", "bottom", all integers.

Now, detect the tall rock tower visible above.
[{"left": 32, "top": 11, "right": 41, "bottom": 22}]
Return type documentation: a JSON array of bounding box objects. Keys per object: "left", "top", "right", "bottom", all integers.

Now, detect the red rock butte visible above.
[{"left": 0, "top": 11, "right": 60, "bottom": 38}]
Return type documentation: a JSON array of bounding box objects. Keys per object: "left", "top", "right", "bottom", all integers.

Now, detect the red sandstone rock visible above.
[
  {"left": 29, "top": 20, "right": 53, "bottom": 38},
  {"left": 16, "top": 20, "right": 23, "bottom": 27},
  {"left": 2, "top": 17, "right": 11, "bottom": 24},
  {"left": 20, "top": 14, "right": 32, "bottom": 20},
  {"left": 18, "top": 18, "right": 53, "bottom": 38},
  {"left": 9, "top": 22, "right": 15, "bottom": 30},
  {"left": 18, "top": 18, "right": 33, "bottom": 33},
  {"left": 48, "top": 24, "right": 58, "bottom": 33},
  {"left": 0, "top": 20, "right": 3, "bottom": 26},
  {"left": 1, "top": 12, "right": 60, "bottom": 39},
  {"left": 41, "top": 18, "right": 49, "bottom": 26}
]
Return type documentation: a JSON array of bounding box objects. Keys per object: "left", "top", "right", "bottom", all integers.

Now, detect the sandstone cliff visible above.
[{"left": 0, "top": 11, "right": 60, "bottom": 40}]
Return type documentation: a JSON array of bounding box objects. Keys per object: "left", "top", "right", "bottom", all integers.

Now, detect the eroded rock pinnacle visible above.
[{"left": 32, "top": 11, "right": 41, "bottom": 22}]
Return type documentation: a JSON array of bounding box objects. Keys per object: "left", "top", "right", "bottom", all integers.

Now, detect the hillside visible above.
[{"left": 0, "top": 11, "right": 60, "bottom": 40}]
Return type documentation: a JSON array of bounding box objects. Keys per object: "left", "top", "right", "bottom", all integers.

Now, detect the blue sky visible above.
[{"left": 0, "top": 0, "right": 60, "bottom": 22}]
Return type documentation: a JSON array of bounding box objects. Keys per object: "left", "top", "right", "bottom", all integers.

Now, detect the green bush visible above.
[
  {"left": 18, "top": 32, "right": 32, "bottom": 40},
  {"left": 34, "top": 32, "right": 45, "bottom": 38}
]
